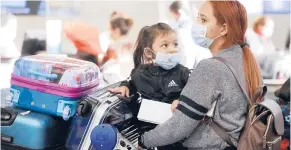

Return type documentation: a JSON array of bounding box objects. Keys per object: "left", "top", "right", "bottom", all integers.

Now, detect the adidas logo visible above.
[{"left": 168, "top": 80, "right": 178, "bottom": 87}]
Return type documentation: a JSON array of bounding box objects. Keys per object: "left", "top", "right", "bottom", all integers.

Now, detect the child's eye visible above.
[
  {"left": 162, "top": 44, "right": 168, "bottom": 48},
  {"left": 174, "top": 42, "right": 178, "bottom": 47}
]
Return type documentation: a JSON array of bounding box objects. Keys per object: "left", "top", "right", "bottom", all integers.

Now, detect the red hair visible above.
[{"left": 210, "top": 1, "right": 261, "bottom": 104}]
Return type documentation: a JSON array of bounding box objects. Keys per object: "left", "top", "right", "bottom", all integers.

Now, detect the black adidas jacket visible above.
[{"left": 120, "top": 64, "right": 190, "bottom": 104}]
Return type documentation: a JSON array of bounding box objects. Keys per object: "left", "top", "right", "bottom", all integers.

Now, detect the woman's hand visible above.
[
  {"left": 108, "top": 86, "right": 130, "bottom": 97},
  {"left": 171, "top": 100, "right": 180, "bottom": 112}
]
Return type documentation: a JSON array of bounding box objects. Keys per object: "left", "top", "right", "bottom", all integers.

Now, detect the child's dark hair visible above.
[{"left": 133, "top": 23, "right": 175, "bottom": 68}]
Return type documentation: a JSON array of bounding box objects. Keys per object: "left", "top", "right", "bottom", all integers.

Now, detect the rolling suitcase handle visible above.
[
  {"left": 77, "top": 81, "right": 123, "bottom": 117},
  {"left": 77, "top": 87, "right": 134, "bottom": 118},
  {"left": 1, "top": 108, "right": 17, "bottom": 126},
  {"left": 77, "top": 100, "right": 93, "bottom": 117},
  {"left": 29, "top": 70, "right": 58, "bottom": 80},
  {"left": 77, "top": 94, "right": 133, "bottom": 117}
]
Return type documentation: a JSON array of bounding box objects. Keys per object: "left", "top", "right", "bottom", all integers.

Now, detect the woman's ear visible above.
[{"left": 220, "top": 23, "right": 228, "bottom": 36}]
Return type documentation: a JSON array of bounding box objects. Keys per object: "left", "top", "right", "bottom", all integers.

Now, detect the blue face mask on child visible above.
[{"left": 154, "top": 52, "right": 181, "bottom": 70}]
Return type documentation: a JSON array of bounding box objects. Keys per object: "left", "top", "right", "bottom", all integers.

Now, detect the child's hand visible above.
[
  {"left": 171, "top": 100, "right": 180, "bottom": 112},
  {"left": 108, "top": 86, "right": 130, "bottom": 97}
]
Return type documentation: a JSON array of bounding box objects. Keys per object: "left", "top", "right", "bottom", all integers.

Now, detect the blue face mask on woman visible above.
[
  {"left": 154, "top": 51, "right": 181, "bottom": 70},
  {"left": 191, "top": 23, "right": 221, "bottom": 48}
]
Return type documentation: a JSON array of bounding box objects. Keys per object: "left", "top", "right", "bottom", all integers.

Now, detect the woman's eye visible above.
[
  {"left": 202, "top": 18, "right": 207, "bottom": 23},
  {"left": 174, "top": 42, "right": 178, "bottom": 47}
]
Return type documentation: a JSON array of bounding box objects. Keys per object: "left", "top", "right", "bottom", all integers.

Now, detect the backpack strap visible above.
[
  {"left": 257, "top": 99, "right": 284, "bottom": 135},
  {"left": 207, "top": 57, "right": 263, "bottom": 147},
  {"left": 213, "top": 57, "right": 250, "bottom": 101},
  {"left": 209, "top": 121, "right": 236, "bottom": 147},
  {"left": 253, "top": 86, "right": 267, "bottom": 102}
]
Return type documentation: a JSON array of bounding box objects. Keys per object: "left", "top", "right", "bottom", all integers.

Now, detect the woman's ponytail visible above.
[{"left": 242, "top": 45, "right": 261, "bottom": 105}]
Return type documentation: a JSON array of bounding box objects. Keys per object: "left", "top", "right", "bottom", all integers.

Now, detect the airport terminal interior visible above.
[{"left": 0, "top": 0, "right": 290, "bottom": 150}]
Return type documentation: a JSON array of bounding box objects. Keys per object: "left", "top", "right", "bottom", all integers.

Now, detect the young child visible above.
[
  {"left": 110, "top": 22, "right": 190, "bottom": 111},
  {"left": 109, "top": 23, "right": 190, "bottom": 150}
]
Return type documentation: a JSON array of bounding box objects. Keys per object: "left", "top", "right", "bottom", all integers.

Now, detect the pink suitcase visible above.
[{"left": 7, "top": 54, "right": 101, "bottom": 120}]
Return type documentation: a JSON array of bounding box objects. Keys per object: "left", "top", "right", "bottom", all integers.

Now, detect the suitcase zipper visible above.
[{"left": 11, "top": 75, "right": 98, "bottom": 98}]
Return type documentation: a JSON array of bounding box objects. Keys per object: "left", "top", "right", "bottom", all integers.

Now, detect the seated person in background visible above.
[
  {"left": 110, "top": 23, "right": 190, "bottom": 150},
  {"left": 246, "top": 16, "right": 276, "bottom": 57},
  {"left": 99, "top": 12, "right": 134, "bottom": 81}
]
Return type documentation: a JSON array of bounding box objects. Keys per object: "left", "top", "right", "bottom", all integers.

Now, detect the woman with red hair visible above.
[{"left": 138, "top": 1, "right": 262, "bottom": 150}]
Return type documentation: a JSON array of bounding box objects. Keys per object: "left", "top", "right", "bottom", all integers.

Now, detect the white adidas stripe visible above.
[{"left": 168, "top": 80, "right": 178, "bottom": 87}]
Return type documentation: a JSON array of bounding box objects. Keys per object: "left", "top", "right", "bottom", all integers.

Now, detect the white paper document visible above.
[{"left": 137, "top": 99, "right": 173, "bottom": 124}]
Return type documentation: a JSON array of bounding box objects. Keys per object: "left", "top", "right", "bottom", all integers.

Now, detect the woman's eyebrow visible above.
[{"left": 199, "top": 13, "right": 208, "bottom": 18}]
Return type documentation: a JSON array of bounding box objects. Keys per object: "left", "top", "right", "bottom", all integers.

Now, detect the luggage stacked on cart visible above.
[
  {"left": 66, "top": 82, "right": 120, "bottom": 150},
  {"left": 1, "top": 54, "right": 101, "bottom": 150},
  {"left": 66, "top": 82, "right": 146, "bottom": 150},
  {"left": 68, "top": 85, "right": 172, "bottom": 150}
]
